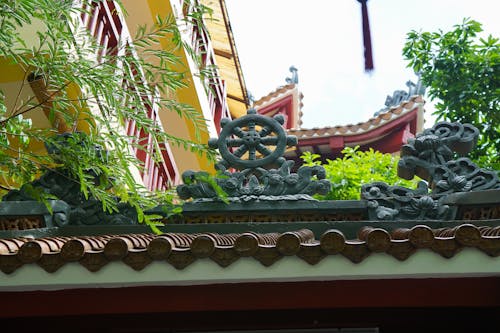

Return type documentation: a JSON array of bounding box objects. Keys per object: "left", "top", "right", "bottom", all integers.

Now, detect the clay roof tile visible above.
[
  {"left": 289, "top": 95, "right": 424, "bottom": 139},
  {"left": 0, "top": 223, "right": 498, "bottom": 273}
]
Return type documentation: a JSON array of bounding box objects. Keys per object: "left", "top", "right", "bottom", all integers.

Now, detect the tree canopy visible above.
[{"left": 403, "top": 18, "right": 500, "bottom": 169}]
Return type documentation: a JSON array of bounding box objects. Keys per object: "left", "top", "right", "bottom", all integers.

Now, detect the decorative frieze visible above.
[{"left": 0, "top": 217, "right": 44, "bottom": 231}]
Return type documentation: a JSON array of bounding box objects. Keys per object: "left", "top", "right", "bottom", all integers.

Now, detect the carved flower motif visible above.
[
  {"left": 316, "top": 179, "right": 332, "bottom": 195},
  {"left": 241, "top": 175, "right": 264, "bottom": 195},
  {"left": 414, "top": 134, "right": 440, "bottom": 151},
  {"left": 176, "top": 184, "right": 191, "bottom": 200},
  {"left": 268, "top": 173, "right": 283, "bottom": 185},
  {"left": 368, "top": 186, "right": 381, "bottom": 198},
  {"left": 415, "top": 196, "right": 436, "bottom": 210},
  {"left": 436, "top": 173, "right": 472, "bottom": 192},
  {"left": 401, "top": 196, "right": 442, "bottom": 218},
  {"left": 375, "top": 205, "right": 399, "bottom": 220},
  {"left": 223, "top": 177, "right": 239, "bottom": 191}
]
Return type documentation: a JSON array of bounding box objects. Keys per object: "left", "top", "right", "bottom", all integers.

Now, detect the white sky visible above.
[{"left": 225, "top": 0, "right": 500, "bottom": 129}]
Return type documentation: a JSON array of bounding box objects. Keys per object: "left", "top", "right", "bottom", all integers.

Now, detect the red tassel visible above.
[{"left": 358, "top": 0, "right": 374, "bottom": 71}]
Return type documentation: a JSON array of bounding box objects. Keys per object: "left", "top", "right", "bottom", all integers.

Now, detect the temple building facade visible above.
[
  {"left": 1, "top": 2, "right": 498, "bottom": 332},
  {"left": 253, "top": 69, "right": 425, "bottom": 166},
  {"left": 0, "top": 0, "right": 250, "bottom": 191},
  {"left": 0, "top": 108, "right": 499, "bottom": 332}
]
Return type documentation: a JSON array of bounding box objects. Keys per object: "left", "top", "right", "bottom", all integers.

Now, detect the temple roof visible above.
[
  {"left": 254, "top": 84, "right": 297, "bottom": 106},
  {"left": 288, "top": 95, "right": 423, "bottom": 138},
  {"left": 284, "top": 95, "right": 424, "bottom": 163},
  {"left": 254, "top": 83, "right": 303, "bottom": 129},
  {"left": 0, "top": 103, "right": 498, "bottom": 302},
  {"left": 0, "top": 223, "right": 498, "bottom": 274}
]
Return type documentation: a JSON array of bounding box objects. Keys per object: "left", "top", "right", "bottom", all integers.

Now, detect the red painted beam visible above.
[
  {"left": 0, "top": 277, "right": 498, "bottom": 318},
  {"left": 296, "top": 108, "right": 418, "bottom": 149},
  {"left": 359, "top": 123, "right": 413, "bottom": 154},
  {"left": 258, "top": 94, "right": 295, "bottom": 129}
]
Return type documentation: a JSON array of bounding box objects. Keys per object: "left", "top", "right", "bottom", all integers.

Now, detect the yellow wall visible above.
[
  {"left": 0, "top": 0, "right": 217, "bottom": 192},
  {"left": 121, "top": 0, "right": 217, "bottom": 174}
]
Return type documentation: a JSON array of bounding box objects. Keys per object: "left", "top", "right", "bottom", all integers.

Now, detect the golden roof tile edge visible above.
[{"left": 218, "top": 0, "right": 250, "bottom": 108}]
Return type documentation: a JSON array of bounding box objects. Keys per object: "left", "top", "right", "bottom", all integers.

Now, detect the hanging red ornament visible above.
[{"left": 357, "top": 0, "right": 374, "bottom": 72}]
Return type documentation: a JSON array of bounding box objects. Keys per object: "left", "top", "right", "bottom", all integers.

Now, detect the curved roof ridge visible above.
[
  {"left": 253, "top": 84, "right": 297, "bottom": 106},
  {"left": 288, "top": 95, "right": 424, "bottom": 138}
]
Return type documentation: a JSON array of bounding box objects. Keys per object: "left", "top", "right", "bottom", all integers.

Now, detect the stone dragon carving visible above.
[{"left": 362, "top": 121, "right": 500, "bottom": 220}]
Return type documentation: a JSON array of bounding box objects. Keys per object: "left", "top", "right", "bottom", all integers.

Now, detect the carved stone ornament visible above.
[
  {"left": 398, "top": 122, "right": 499, "bottom": 192},
  {"left": 362, "top": 181, "right": 453, "bottom": 220},
  {"left": 177, "top": 109, "right": 331, "bottom": 202},
  {"left": 374, "top": 76, "right": 426, "bottom": 116},
  {"left": 2, "top": 133, "right": 137, "bottom": 226},
  {"left": 362, "top": 121, "right": 500, "bottom": 221}
]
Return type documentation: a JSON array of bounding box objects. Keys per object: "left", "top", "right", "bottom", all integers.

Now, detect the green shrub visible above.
[{"left": 301, "top": 147, "right": 418, "bottom": 200}]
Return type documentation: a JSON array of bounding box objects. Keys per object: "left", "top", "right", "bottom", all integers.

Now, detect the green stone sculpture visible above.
[
  {"left": 2, "top": 133, "right": 137, "bottom": 225},
  {"left": 208, "top": 108, "right": 297, "bottom": 170},
  {"left": 177, "top": 109, "right": 331, "bottom": 202},
  {"left": 362, "top": 121, "right": 500, "bottom": 220}
]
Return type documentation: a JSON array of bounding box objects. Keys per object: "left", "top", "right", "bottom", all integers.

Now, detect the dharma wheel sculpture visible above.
[
  {"left": 177, "top": 109, "right": 331, "bottom": 202},
  {"left": 208, "top": 108, "right": 297, "bottom": 170}
]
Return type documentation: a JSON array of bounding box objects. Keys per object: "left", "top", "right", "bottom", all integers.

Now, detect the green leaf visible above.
[{"left": 403, "top": 18, "right": 500, "bottom": 169}]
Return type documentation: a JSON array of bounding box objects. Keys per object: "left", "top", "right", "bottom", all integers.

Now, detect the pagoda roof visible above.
[
  {"left": 288, "top": 95, "right": 423, "bottom": 138},
  {"left": 285, "top": 95, "right": 424, "bottom": 163},
  {"left": 253, "top": 83, "right": 302, "bottom": 110},
  {"left": 254, "top": 83, "right": 304, "bottom": 129}
]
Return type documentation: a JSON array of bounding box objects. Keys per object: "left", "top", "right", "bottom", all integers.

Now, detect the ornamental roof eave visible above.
[
  {"left": 288, "top": 95, "right": 424, "bottom": 139},
  {"left": 253, "top": 83, "right": 298, "bottom": 107},
  {"left": 254, "top": 84, "right": 303, "bottom": 129},
  {"left": 0, "top": 220, "right": 499, "bottom": 280}
]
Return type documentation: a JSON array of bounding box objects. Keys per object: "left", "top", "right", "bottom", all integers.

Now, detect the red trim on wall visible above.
[
  {"left": 258, "top": 94, "right": 295, "bottom": 129},
  {"left": 358, "top": 123, "right": 413, "bottom": 153},
  {"left": 1, "top": 277, "right": 498, "bottom": 318}
]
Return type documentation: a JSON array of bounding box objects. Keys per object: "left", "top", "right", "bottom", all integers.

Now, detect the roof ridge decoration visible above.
[
  {"left": 375, "top": 77, "right": 426, "bottom": 116},
  {"left": 253, "top": 83, "right": 297, "bottom": 107},
  {"left": 2, "top": 133, "right": 137, "bottom": 226},
  {"left": 362, "top": 121, "right": 500, "bottom": 220},
  {"left": 285, "top": 66, "right": 298, "bottom": 85},
  {"left": 251, "top": 66, "right": 299, "bottom": 107},
  {"left": 177, "top": 109, "right": 331, "bottom": 202}
]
